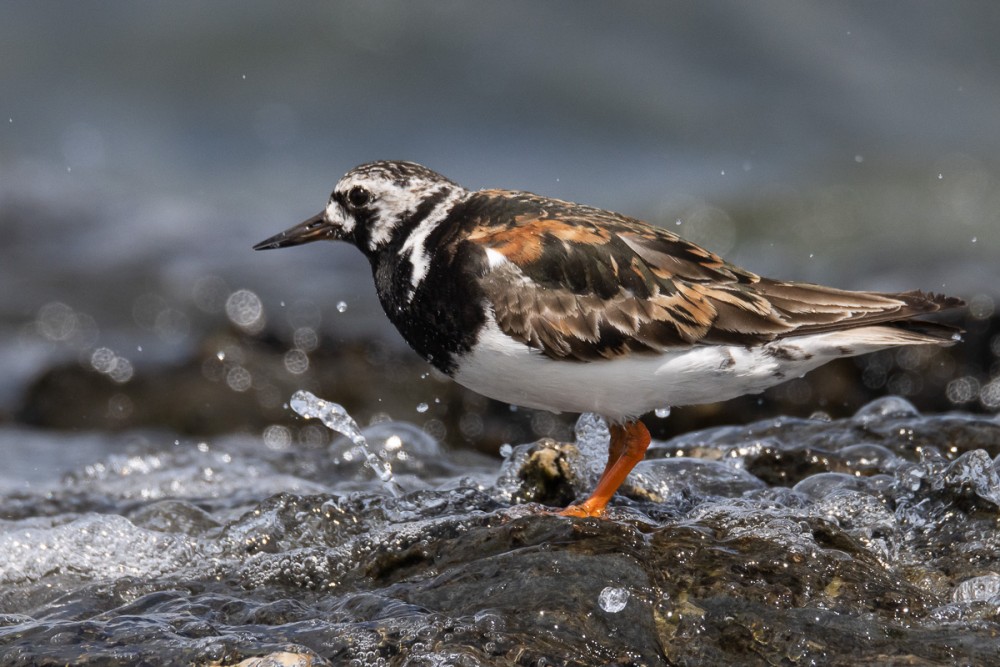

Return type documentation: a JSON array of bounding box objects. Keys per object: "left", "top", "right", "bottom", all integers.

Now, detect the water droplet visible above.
[
  {"left": 262, "top": 424, "right": 292, "bottom": 451},
  {"left": 383, "top": 435, "right": 403, "bottom": 452},
  {"left": 90, "top": 347, "right": 133, "bottom": 384},
  {"left": 225, "top": 289, "right": 264, "bottom": 333},
  {"left": 598, "top": 586, "right": 629, "bottom": 613},
  {"left": 91, "top": 347, "right": 116, "bottom": 373},
  {"left": 854, "top": 154, "right": 864, "bottom": 163},
  {"left": 225, "top": 366, "right": 252, "bottom": 392},
  {"left": 336, "top": 301, "right": 348, "bottom": 313},
  {"left": 655, "top": 407, "right": 671, "bottom": 418},
  {"left": 283, "top": 349, "right": 310, "bottom": 374},
  {"left": 292, "top": 327, "right": 319, "bottom": 352},
  {"left": 499, "top": 443, "right": 513, "bottom": 458},
  {"left": 980, "top": 378, "right": 1000, "bottom": 409},
  {"left": 947, "top": 376, "right": 980, "bottom": 404},
  {"left": 416, "top": 402, "right": 429, "bottom": 413},
  {"left": 971, "top": 236, "right": 978, "bottom": 243},
  {"left": 289, "top": 390, "right": 401, "bottom": 496}
]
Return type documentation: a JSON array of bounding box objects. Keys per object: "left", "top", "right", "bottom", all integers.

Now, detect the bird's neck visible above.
[{"left": 366, "top": 225, "right": 487, "bottom": 375}]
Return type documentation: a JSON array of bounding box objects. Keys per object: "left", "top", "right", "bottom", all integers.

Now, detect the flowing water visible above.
[{"left": 2, "top": 397, "right": 1000, "bottom": 665}]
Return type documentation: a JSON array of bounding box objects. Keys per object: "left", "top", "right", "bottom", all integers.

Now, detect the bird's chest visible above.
[{"left": 370, "top": 248, "right": 486, "bottom": 375}]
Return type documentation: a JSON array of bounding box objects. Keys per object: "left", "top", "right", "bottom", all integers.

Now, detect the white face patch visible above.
[
  {"left": 334, "top": 174, "right": 446, "bottom": 252},
  {"left": 323, "top": 200, "right": 353, "bottom": 234},
  {"left": 366, "top": 185, "right": 416, "bottom": 250},
  {"left": 399, "top": 186, "right": 466, "bottom": 301}
]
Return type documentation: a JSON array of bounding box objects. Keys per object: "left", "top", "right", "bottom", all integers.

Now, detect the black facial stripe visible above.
[
  {"left": 421, "top": 196, "right": 480, "bottom": 250},
  {"left": 347, "top": 206, "right": 377, "bottom": 249},
  {"left": 370, "top": 187, "right": 458, "bottom": 301},
  {"left": 394, "top": 187, "right": 454, "bottom": 239}
]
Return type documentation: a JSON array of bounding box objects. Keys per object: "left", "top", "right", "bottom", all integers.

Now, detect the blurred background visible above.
[{"left": 2, "top": 1, "right": 998, "bottom": 457}]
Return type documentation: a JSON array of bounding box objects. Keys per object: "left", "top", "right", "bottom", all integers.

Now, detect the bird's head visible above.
[{"left": 254, "top": 160, "right": 465, "bottom": 257}]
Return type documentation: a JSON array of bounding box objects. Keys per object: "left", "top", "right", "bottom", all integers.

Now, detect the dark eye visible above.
[{"left": 347, "top": 186, "right": 371, "bottom": 208}]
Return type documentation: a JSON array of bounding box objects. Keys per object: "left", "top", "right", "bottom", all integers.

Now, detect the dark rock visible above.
[{"left": 4, "top": 403, "right": 1000, "bottom": 664}]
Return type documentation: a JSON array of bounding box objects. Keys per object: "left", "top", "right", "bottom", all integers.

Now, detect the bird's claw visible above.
[{"left": 557, "top": 502, "right": 606, "bottom": 518}]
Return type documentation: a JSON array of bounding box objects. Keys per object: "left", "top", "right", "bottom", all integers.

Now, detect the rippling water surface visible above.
[{"left": 3, "top": 398, "right": 1000, "bottom": 664}]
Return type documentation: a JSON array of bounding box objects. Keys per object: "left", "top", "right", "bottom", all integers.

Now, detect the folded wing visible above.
[{"left": 466, "top": 197, "right": 961, "bottom": 361}]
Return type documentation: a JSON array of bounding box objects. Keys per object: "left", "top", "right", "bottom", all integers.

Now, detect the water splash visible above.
[
  {"left": 953, "top": 573, "right": 1000, "bottom": 603},
  {"left": 574, "top": 413, "right": 610, "bottom": 481},
  {"left": 6, "top": 395, "right": 1000, "bottom": 663},
  {"left": 853, "top": 395, "right": 920, "bottom": 424},
  {"left": 289, "top": 390, "right": 402, "bottom": 497}
]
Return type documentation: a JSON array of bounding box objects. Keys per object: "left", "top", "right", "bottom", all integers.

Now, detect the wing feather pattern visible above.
[{"left": 463, "top": 191, "right": 962, "bottom": 361}]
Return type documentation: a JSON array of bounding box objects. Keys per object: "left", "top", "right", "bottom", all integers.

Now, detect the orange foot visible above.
[
  {"left": 557, "top": 420, "right": 651, "bottom": 519},
  {"left": 558, "top": 499, "right": 607, "bottom": 518}
]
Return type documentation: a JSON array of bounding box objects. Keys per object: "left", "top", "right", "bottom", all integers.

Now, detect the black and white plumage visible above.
[{"left": 255, "top": 160, "right": 963, "bottom": 517}]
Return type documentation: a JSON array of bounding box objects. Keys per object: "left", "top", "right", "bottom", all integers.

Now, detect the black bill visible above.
[{"left": 253, "top": 212, "right": 335, "bottom": 250}]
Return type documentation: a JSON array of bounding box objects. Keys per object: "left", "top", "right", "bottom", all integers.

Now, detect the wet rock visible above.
[
  {"left": 495, "top": 439, "right": 583, "bottom": 507},
  {"left": 2, "top": 401, "right": 1000, "bottom": 664}
]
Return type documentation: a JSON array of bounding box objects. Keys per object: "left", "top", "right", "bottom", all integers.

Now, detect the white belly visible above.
[{"left": 453, "top": 319, "right": 903, "bottom": 421}]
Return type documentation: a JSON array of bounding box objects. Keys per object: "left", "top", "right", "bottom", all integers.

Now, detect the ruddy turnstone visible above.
[{"left": 254, "top": 160, "right": 963, "bottom": 517}]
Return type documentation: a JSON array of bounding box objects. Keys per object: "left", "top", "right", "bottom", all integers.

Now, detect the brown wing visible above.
[{"left": 465, "top": 190, "right": 961, "bottom": 361}]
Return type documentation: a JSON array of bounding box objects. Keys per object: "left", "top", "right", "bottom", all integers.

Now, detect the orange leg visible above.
[{"left": 560, "top": 420, "right": 651, "bottom": 518}]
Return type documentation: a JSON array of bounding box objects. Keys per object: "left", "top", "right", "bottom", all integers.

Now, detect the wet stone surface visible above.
[{"left": 1, "top": 398, "right": 1000, "bottom": 665}]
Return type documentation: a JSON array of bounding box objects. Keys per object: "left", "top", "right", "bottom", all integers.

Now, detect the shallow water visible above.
[{"left": 2, "top": 397, "right": 1000, "bottom": 665}]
